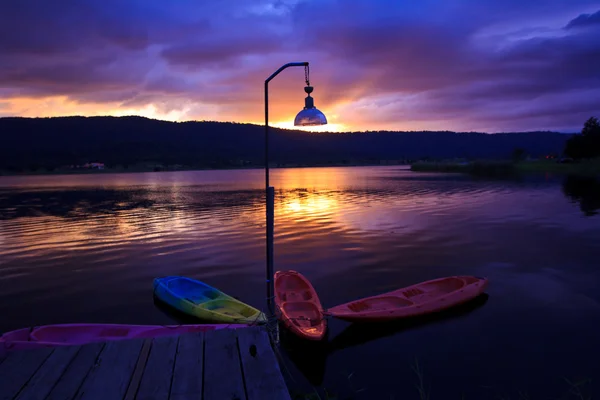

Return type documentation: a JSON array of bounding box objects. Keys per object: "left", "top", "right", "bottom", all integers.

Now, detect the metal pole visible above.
[
  {"left": 265, "top": 62, "right": 309, "bottom": 319},
  {"left": 266, "top": 187, "right": 275, "bottom": 313},
  {"left": 265, "top": 80, "right": 274, "bottom": 317},
  {"left": 265, "top": 80, "right": 270, "bottom": 190}
]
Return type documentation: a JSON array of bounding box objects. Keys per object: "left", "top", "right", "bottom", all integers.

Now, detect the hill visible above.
[{"left": 0, "top": 116, "right": 572, "bottom": 172}]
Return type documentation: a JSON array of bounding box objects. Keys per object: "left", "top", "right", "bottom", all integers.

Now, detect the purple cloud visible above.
[
  {"left": 287, "top": 0, "right": 600, "bottom": 131},
  {"left": 566, "top": 10, "right": 600, "bottom": 29},
  {"left": 0, "top": 0, "right": 599, "bottom": 132}
]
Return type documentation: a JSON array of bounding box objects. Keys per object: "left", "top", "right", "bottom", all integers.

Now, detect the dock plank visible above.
[
  {"left": 170, "top": 332, "right": 204, "bottom": 400},
  {"left": 74, "top": 339, "right": 144, "bottom": 400},
  {"left": 15, "top": 346, "right": 80, "bottom": 400},
  {"left": 0, "top": 348, "right": 53, "bottom": 400},
  {"left": 46, "top": 342, "right": 105, "bottom": 400},
  {"left": 123, "top": 339, "right": 153, "bottom": 400},
  {"left": 237, "top": 327, "right": 291, "bottom": 400},
  {"left": 2, "top": 328, "right": 291, "bottom": 400},
  {"left": 135, "top": 336, "right": 179, "bottom": 400},
  {"left": 203, "top": 329, "right": 246, "bottom": 400}
]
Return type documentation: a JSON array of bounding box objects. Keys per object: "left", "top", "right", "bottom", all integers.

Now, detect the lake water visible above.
[{"left": 1, "top": 166, "right": 599, "bottom": 399}]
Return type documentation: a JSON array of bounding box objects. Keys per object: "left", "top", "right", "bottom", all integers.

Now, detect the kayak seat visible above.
[
  {"left": 282, "top": 302, "right": 322, "bottom": 328},
  {"left": 202, "top": 290, "right": 221, "bottom": 300},
  {"left": 203, "top": 299, "right": 258, "bottom": 318},
  {"left": 292, "top": 317, "right": 323, "bottom": 328},
  {"left": 347, "top": 296, "right": 413, "bottom": 312},
  {"left": 278, "top": 290, "right": 313, "bottom": 302},
  {"left": 182, "top": 290, "right": 220, "bottom": 304},
  {"left": 402, "top": 288, "right": 425, "bottom": 298},
  {"left": 420, "top": 277, "right": 465, "bottom": 293},
  {"left": 301, "top": 290, "right": 313, "bottom": 300}
]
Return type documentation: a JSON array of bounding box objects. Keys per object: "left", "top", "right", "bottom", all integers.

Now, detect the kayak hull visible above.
[
  {"left": 153, "top": 276, "right": 266, "bottom": 324},
  {"left": 274, "top": 270, "right": 326, "bottom": 341},
  {"left": 326, "top": 276, "right": 488, "bottom": 322},
  {"left": 0, "top": 323, "right": 247, "bottom": 352}
]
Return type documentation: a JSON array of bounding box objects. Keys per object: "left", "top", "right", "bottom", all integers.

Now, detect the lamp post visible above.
[{"left": 264, "top": 62, "right": 327, "bottom": 318}]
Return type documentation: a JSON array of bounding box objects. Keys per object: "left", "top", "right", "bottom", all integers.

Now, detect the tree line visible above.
[
  {"left": 0, "top": 116, "right": 572, "bottom": 173},
  {"left": 564, "top": 117, "right": 600, "bottom": 159}
]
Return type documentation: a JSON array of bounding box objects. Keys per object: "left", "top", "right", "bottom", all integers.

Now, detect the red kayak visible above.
[
  {"left": 325, "top": 276, "right": 488, "bottom": 322},
  {"left": 274, "top": 270, "right": 327, "bottom": 341},
  {"left": 0, "top": 323, "right": 247, "bottom": 353}
]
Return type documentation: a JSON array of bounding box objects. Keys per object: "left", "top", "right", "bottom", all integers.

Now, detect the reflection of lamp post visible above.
[{"left": 265, "top": 62, "right": 327, "bottom": 318}]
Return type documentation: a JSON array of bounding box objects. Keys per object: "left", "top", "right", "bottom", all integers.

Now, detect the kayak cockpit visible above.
[
  {"left": 347, "top": 296, "right": 413, "bottom": 312},
  {"left": 203, "top": 299, "right": 259, "bottom": 319},
  {"left": 167, "top": 278, "right": 221, "bottom": 303}
]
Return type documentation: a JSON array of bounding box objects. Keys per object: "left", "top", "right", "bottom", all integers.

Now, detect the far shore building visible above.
[{"left": 72, "top": 162, "right": 105, "bottom": 170}]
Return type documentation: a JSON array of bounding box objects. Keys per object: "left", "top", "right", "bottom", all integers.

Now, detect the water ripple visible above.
[{"left": 0, "top": 166, "right": 599, "bottom": 399}]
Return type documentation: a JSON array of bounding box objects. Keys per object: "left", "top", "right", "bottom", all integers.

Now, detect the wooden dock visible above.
[{"left": 0, "top": 326, "right": 291, "bottom": 400}]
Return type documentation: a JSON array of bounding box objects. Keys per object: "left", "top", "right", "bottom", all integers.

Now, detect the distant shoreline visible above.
[
  {"left": 0, "top": 116, "right": 572, "bottom": 177},
  {"left": 0, "top": 162, "right": 411, "bottom": 178},
  {"left": 410, "top": 159, "right": 600, "bottom": 177}
]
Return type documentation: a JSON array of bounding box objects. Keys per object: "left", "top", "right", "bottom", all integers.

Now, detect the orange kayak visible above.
[
  {"left": 325, "top": 276, "right": 488, "bottom": 322},
  {"left": 274, "top": 270, "right": 327, "bottom": 341}
]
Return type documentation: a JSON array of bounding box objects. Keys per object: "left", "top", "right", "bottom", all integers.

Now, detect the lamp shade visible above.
[
  {"left": 294, "top": 88, "right": 327, "bottom": 126},
  {"left": 294, "top": 107, "right": 328, "bottom": 126}
]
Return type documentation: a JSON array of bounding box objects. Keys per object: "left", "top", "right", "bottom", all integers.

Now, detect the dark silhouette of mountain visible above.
[{"left": 0, "top": 116, "right": 572, "bottom": 172}]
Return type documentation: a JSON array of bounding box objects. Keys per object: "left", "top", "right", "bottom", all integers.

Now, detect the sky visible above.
[{"left": 0, "top": 0, "right": 599, "bottom": 133}]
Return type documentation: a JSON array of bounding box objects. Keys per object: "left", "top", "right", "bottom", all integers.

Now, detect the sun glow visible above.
[
  {"left": 271, "top": 120, "right": 348, "bottom": 133},
  {"left": 1, "top": 94, "right": 359, "bottom": 131},
  {"left": 0, "top": 96, "right": 187, "bottom": 122}
]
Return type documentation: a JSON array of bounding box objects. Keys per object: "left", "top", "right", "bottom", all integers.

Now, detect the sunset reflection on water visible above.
[{"left": 0, "top": 167, "right": 597, "bottom": 267}]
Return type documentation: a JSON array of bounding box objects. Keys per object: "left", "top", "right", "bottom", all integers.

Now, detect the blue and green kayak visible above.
[{"left": 153, "top": 276, "right": 267, "bottom": 324}]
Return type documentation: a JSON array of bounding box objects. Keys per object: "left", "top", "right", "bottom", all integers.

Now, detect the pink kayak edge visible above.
[{"left": 0, "top": 323, "right": 248, "bottom": 353}]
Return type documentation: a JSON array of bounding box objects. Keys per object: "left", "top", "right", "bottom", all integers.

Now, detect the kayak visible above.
[
  {"left": 274, "top": 270, "right": 326, "bottom": 341},
  {"left": 325, "top": 276, "right": 488, "bottom": 322},
  {"left": 153, "top": 276, "right": 266, "bottom": 324},
  {"left": 0, "top": 323, "right": 247, "bottom": 352}
]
